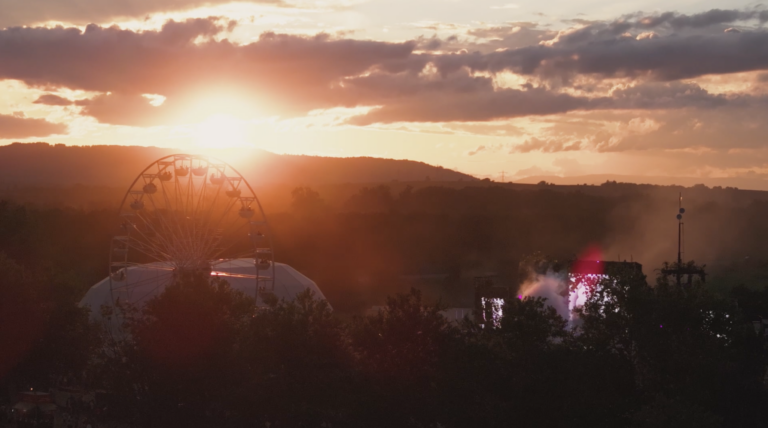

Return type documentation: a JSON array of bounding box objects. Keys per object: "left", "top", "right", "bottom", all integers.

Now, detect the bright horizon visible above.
[{"left": 1, "top": 0, "right": 767, "bottom": 185}]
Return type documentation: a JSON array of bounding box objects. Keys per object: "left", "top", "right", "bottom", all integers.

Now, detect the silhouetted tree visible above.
[
  {"left": 290, "top": 186, "right": 328, "bottom": 216},
  {"left": 95, "top": 273, "right": 255, "bottom": 428},
  {"left": 233, "top": 289, "right": 356, "bottom": 426},
  {"left": 0, "top": 253, "right": 98, "bottom": 395},
  {"left": 343, "top": 185, "right": 394, "bottom": 213},
  {"left": 349, "top": 288, "right": 459, "bottom": 426}
]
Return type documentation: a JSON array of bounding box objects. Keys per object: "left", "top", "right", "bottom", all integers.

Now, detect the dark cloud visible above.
[
  {"left": 544, "top": 8, "right": 767, "bottom": 49},
  {"left": 33, "top": 94, "right": 73, "bottom": 106},
  {"left": 633, "top": 9, "right": 768, "bottom": 30},
  {"left": 75, "top": 93, "right": 173, "bottom": 126},
  {"left": 607, "top": 82, "right": 732, "bottom": 109},
  {"left": 442, "top": 30, "right": 768, "bottom": 81},
  {"left": 0, "top": 114, "right": 66, "bottom": 139},
  {"left": 0, "top": 18, "right": 228, "bottom": 92},
  {"left": 0, "top": 0, "right": 283, "bottom": 28},
  {"left": 346, "top": 81, "right": 591, "bottom": 124}
]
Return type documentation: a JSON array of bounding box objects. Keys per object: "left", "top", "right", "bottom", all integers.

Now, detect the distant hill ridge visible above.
[
  {"left": 0, "top": 143, "right": 476, "bottom": 186},
  {"left": 517, "top": 174, "right": 768, "bottom": 192}
]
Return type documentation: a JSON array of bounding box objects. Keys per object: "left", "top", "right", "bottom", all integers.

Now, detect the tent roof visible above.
[{"left": 80, "top": 259, "right": 329, "bottom": 319}]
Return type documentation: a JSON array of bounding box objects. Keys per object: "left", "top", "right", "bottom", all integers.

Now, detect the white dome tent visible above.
[
  {"left": 79, "top": 154, "right": 329, "bottom": 320},
  {"left": 80, "top": 259, "right": 330, "bottom": 317}
]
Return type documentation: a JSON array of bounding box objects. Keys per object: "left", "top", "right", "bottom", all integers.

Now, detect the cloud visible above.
[
  {"left": 0, "top": 0, "right": 284, "bottom": 28},
  {"left": 606, "top": 82, "right": 733, "bottom": 109},
  {"left": 490, "top": 4, "right": 519, "bottom": 10},
  {"left": 75, "top": 93, "right": 173, "bottom": 126},
  {"left": 345, "top": 78, "right": 591, "bottom": 124},
  {"left": 0, "top": 18, "right": 229, "bottom": 92},
  {"left": 632, "top": 9, "right": 768, "bottom": 30},
  {"left": 460, "top": 23, "right": 555, "bottom": 52},
  {"left": 513, "top": 165, "right": 552, "bottom": 178},
  {"left": 513, "top": 137, "right": 583, "bottom": 153},
  {"left": 442, "top": 30, "right": 768, "bottom": 81},
  {"left": 467, "top": 145, "right": 486, "bottom": 156},
  {"left": 0, "top": 19, "right": 419, "bottom": 122},
  {"left": 4, "top": 21, "right": 413, "bottom": 90},
  {"left": 33, "top": 94, "right": 74, "bottom": 106},
  {"left": 0, "top": 114, "right": 67, "bottom": 139},
  {"left": 500, "top": 102, "right": 768, "bottom": 155},
  {"left": 548, "top": 9, "right": 767, "bottom": 48},
  {"left": 4, "top": 12, "right": 768, "bottom": 128},
  {"left": 552, "top": 157, "right": 585, "bottom": 175}
]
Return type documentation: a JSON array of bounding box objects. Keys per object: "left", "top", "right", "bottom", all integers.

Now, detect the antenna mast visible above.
[
  {"left": 676, "top": 192, "right": 684, "bottom": 285},
  {"left": 661, "top": 192, "right": 705, "bottom": 286},
  {"left": 677, "top": 192, "right": 683, "bottom": 266}
]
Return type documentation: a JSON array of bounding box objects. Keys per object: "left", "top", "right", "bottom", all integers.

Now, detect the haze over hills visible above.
[
  {"left": 517, "top": 174, "right": 768, "bottom": 191},
  {"left": 0, "top": 143, "right": 475, "bottom": 187}
]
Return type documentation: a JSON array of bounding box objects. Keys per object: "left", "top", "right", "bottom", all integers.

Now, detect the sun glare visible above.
[{"left": 194, "top": 114, "right": 251, "bottom": 148}]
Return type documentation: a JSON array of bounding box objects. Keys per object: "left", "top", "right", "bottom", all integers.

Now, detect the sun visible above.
[{"left": 194, "top": 114, "right": 250, "bottom": 148}]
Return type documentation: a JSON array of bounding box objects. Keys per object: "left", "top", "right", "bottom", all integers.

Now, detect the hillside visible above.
[{"left": 0, "top": 143, "right": 475, "bottom": 187}]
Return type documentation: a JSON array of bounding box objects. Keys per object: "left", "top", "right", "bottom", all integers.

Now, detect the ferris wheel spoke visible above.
[
  {"left": 121, "top": 224, "right": 168, "bottom": 261},
  {"left": 201, "top": 176, "right": 225, "bottom": 231},
  {"left": 121, "top": 219, "right": 173, "bottom": 261},
  {"left": 180, "top": 175, "right": 203, "bottom": 256},
  {"left": 127, "top": 236, "right": 170, "bottom": 260},
  {"left": 141, "top": 197, "right": 190, "bottom": 257},
  {"left": 192, "top": 168, "right": 210, "bottom": 220},
  {"left": 150, "top": 179, "right": 197, "bottom": 261},
  {"left": 156, "top": 167, "right": 175, "bottom": 212},
  {"left": 184, "top": 161, "right": 197, "bottom": 216},
  {"left": 142, "top": 196, "right": 183, "bottom": 254},
  {"left": 132, "top": 206, "right": 173, "bottom": 245},
  {"left": 174, "top": 169, "right": 184, "bottom": 215},
  {"left": 132, "top": 211, "right": 177, "bottom": 258},
  {"left": 124, "top": 239, "right": 172, "bottom": 264},
  {"left": 209, "top": 194, "right": 239, "bottom": 229},
  {"left": 200, "top": 197, "right": 239, "bottom": 248},
  {"left": 173, "top": 219, "right": 197, "bottom": 261},
  {"left": 208, "top": 221, "right": 252, "bottom": 260},
  {"left": 212, "top": 213, "right": 248, "bottom": 244}
]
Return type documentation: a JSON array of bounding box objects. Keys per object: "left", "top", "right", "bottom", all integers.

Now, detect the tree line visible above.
[
  {"left": 3, "top": 260, "right": 768, "bottom": 427},
  {"left": 3, "top": 185, "right": 768, "bottom": 426}
]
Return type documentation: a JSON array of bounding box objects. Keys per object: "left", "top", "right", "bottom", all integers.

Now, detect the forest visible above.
[{"left": 2, "top": 182, "right": 768, "bottom": 427}]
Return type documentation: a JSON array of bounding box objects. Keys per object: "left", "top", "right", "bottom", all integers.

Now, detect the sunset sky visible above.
[{"left": 1, "top": 0, "right": 767, "bottom": 182}]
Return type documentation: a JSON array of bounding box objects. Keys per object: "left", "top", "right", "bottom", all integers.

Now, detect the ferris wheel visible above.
[{"left": 108, "top": 154, "right": 274, "bottom": 304}]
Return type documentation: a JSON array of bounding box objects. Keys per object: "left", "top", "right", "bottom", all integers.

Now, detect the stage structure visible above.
[
  {"left": 474, "top": 261, "right": 643, "bottom": 326},
  {"left": 568, "top": 260, "right": 643, "bottom": 315},
  {"left": 474, "top": 275, "right": 512, "bottom": 327},
  {"left": 80, "top": 154, "right": 328, "bottom": 318}
]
